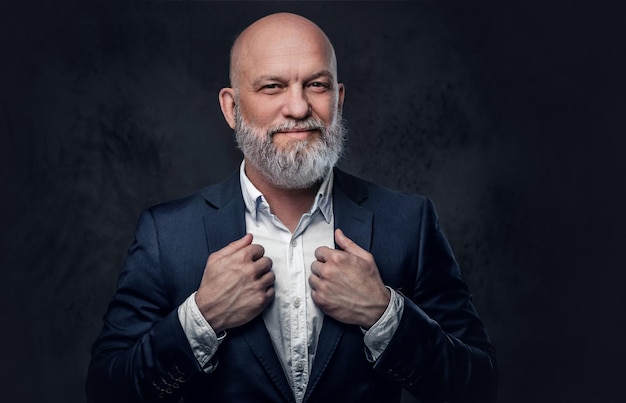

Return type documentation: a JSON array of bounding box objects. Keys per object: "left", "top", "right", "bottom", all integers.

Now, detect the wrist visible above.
[
  {"left": 194, "top": 292, "right": 225, "bottom": 333},
  {"left": 362, "top": 286, "right": 391, "bottom": 329}
]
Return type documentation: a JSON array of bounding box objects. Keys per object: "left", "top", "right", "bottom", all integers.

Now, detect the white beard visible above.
[{"left": 234, "top": 105, "right": 347, "bottom": 190}]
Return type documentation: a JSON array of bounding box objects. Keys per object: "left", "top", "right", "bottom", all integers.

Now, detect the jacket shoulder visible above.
[
  {"left": 145, "top": 171, "right": 241, "bottom": 220},
  {"left": 334, "top": 168, "right": 429, "bottom": 209}
]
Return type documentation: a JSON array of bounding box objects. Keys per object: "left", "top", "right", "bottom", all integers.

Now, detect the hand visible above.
[
  {"left": 309, "top": 229, "right": 390, "bottom": 328},
  {"left": 195, "top": 234, "right": 274, "bottom": 333}
]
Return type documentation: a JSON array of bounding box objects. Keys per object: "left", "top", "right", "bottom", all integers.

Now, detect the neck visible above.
[{"left": 244, "top": 162, "right": 321, "bottom": 232}]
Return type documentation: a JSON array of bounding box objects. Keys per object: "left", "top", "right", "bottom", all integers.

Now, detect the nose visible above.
[{"left": 282, "top": 86, "right": 311, "bottom": 120}]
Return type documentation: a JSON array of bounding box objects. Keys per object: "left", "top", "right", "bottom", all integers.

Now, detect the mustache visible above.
[{"left": 268, "top": 119, "right": 326, "bottom": 137}]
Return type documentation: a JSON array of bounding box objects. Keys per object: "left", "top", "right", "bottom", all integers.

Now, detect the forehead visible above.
[
  {"left": 233, "top": 20, "right": 337, "bottom": 83},
  {"left": 247, "top": 46, "right": 333, "bottom": 79}
]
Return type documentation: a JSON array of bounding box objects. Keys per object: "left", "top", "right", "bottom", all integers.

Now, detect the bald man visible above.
[{"left": 87, "top": 13, "right": 497, "bottom": 403}]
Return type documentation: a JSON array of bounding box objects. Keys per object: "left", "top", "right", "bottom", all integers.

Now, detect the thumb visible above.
[
  {"left": 334, "top": 228, "right": 369, "bottom": 259},
  {"left": 212, "top": 233, "right": 253, "bottom": 259}
]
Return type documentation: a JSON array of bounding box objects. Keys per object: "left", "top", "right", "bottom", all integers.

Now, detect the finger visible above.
[
  {"left": 308, "top": 272, "right": 321, "bottom": 290},
  {"left": 259, "top": 270, "right": 275, "bottom": 289},
  {"left": 310, "top": 260, "right": 322, "bottom": 277},
  {"left": 252, "top": 256, "right": 273, "bottom": 277},
  {"left": 314, "top": 245, "right": 332, "bottom": 263},
  {"left": 334, "top": 228, "right": 370, "bottom": 260},
  {"left": 248, "top": 243, "right": 266, "bottom": 261},
  {"left": 212, "top": 233, "right": 253, "bottom": 259}
]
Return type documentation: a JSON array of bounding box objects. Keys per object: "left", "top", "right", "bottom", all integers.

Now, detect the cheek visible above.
[
  {"left": 312, "top": 99, "right": 337, "bottom": 124},
  {"left": 239, "top": 98, "right": 283, "bottom": 126}
]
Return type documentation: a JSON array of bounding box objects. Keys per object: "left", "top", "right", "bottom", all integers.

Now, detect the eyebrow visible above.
[
  {"left": 251, "top": 70, "right": 335, "bottom": 88},
  {"left": 306, "top": 70, "right": 334, "bottom": 81}
]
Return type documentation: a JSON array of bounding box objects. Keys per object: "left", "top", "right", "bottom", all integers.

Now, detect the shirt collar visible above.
[{"left": 239, "top": 161, "right": 334, "bottom": 223}]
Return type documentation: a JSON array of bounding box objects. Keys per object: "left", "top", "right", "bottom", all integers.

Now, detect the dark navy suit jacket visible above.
[{"left": 87, "top": 169, "right": 497, "bottom": 403}]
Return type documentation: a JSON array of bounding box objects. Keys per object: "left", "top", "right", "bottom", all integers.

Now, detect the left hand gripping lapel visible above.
[
  {"left": 202, "top": 178, "right": 294, "bottom": 402},
  {"left": 303, "top": 178, "right": 373, "bottom": 402}
]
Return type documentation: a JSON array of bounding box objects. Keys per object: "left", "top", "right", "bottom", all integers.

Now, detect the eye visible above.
[
  {"left": 307, "top": 81, "right": 331, "bottom": 92},
  {"left": 259, "top": 83, "right": 283, "bottom": 94}
]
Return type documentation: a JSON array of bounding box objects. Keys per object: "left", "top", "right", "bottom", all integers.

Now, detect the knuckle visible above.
[
  {"left": 257, "top": 292, "right": 271, "bottom": 306},
  {"left": 255, "top": 258, "right": 272, "bottom": 274},
  {"left": 207, "top": 251, "right": 221, "bottom": 263},
  {"left": 310, "top": 261, "right": 320, "bottom": 273},
  {"left": 314, "top": 294, "right": 329, "bottom": 309},
  {"left": 315, "top": 281, "right": 327, "bottom": 295},
  {"left": 317, "top": 265, "right": 328, "bottom": 279},
  {"left": 311, "top": 290, "right": 322, "bottom": 304},
  {"left": 328, "top": 252, "right": 343, "bottom": 265},
  {"left": 251, "top": 243, "right": 265, "bottom": 255}
]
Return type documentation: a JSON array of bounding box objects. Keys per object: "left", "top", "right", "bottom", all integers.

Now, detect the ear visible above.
[
  {"left": 219, "top": 87, "right": 237, "bottom": 129},
  {"left": 337, "top": 83, "right": 345, "bottom": 113}
]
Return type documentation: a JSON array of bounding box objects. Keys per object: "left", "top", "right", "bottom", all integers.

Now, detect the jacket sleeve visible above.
[
  {"left": 86, "top": 210, "right": 204, "bottom": 403},
  {"left": 373, "top": 198, "right": 498, "bottom": 403}
]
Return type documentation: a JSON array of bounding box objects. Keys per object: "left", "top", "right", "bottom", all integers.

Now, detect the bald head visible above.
[{"left": 229, "top": 13, "right": 338, "bottom": 88}]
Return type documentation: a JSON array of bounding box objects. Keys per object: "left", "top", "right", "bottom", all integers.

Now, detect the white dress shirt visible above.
[{"left": 178, "top": 162, "right": 404, "bottom": 402}]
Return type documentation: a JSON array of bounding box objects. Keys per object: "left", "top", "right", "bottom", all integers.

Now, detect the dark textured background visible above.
[{"left": 2, "top": 1, "right": 625, "bottom": 402}]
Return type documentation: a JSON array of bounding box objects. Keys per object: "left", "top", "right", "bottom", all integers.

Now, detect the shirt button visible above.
[
  {"left": 290, "top": 239, "right": 297, "bottom": 247},
  {"left": 293, "top": 297, "right": 301, "bottom": 308},
  {"left": 296, "top": 361, "right": 304, "bottom": 372}
]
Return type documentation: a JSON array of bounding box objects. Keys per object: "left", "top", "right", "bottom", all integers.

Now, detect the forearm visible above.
[
  {"left": 87, "top": 210, "right": 205, "bottom": 402},
  {"left": 87, "top": 309, "right": 202, "bottom": 403},
  {"left": 370, "top": 197, "right": 497, "bottom": 402},
  {"left": 373, "top": 296, "right": 497, "bottom": 403}
]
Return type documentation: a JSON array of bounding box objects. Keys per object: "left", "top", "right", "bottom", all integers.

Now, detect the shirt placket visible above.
[{"left": 288, "top": 233, "right": 308, "bottom": 403}]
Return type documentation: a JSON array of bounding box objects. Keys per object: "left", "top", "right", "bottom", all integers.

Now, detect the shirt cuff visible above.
[
  {"left": 177, "top": 292, "right": 226, "bottom": 373},
  {"left": 362, "top": 287, "right": 404, "bottom": 362}
]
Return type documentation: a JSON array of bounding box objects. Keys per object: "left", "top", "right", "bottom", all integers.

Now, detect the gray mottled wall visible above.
[{"left": 1, "top": 1, "right": 625, "bottom": 402}]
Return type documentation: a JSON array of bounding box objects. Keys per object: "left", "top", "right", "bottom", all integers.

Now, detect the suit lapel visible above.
[
  {"left": 202, "top": 172, "right": 247, "bottom": 253},
  {"left": 304, "top": 170, "right": 373, "bottom": 401},
  {"left": 202, "top": 198, "right": 245, "bottom": 253},
  {"left": 331, "top": 170, "right": 373, "bottom": 252},
  {"left": 201, "top": 173, "right": 294, "bottom": 403},
  {"left": 242, "top": 317, "right": 295, "bottom": 403}
]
